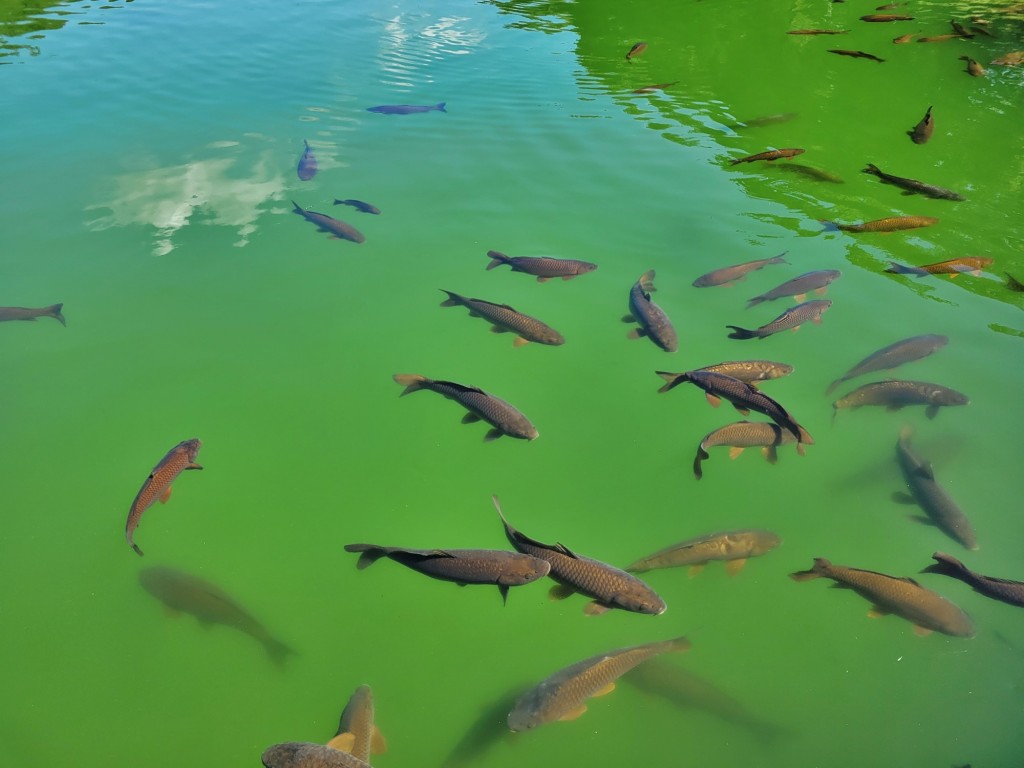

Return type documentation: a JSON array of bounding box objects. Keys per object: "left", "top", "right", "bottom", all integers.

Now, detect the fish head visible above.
[
  {"left": 624, "top": 591, "right": 667, "bottom": 615},
  {"left": 542, "top": 329, "right": 566, "bottom": 346},
  {"left": 502, "top": 555, "right": 552, "bottom": 585},
  {"left": 750, "top": 530, "right": 783, "bottom": 554},
  {"left": 934, "top": 388, "right": 969, "bottom": 406},
  {"left": 180, "top": 438, "right": 202, "bottom": 460}
]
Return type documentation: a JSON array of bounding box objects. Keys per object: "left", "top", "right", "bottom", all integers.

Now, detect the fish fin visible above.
[
  {"left": 512, "top": 337, "right": 530, "bottom": 347},
  {"left": 48, "top": 304, "right": 66, "bottom": 326},
  {"left": 593, "top": 682, "right": 616, "bottom": 697},
  {"left": 553, "top": 542, "right": 578, "bottom": 558},
  {"left": 561, "top": 275, "right": 574, "bottom": 281},
  {"left": 484, "top": 428, "right": 504, "bottom": 442},
  {"left": 900, "top": 577, "right": 921, "bottom": 586},
  {"left": 436, "top": 102, "right": 447, "bottom": 112},
  {"left": 549, "top": 583, "right": 576, "bottom": 601},
  {"left": 705, "top": 392, "right": 722, "bottom": 408},
  {"left": 867, "top": 606, "right": 890, "bottom": 619},
  {"left": 489, "top": 325, "right": 510, "bottom": 333},
  {"left": 584, "top": 601, "right": 611, "bottom": 616},
  {"left": 811, "top": 316, "right": 822, "bottom": 325},
  {"left": 891, "top": 491, "right": 915, "bottom": 504},
  {"left": 900, "top": 190, "right": 914, "bottom": 196},
  {"left": 159, "top": 485, "right": 173, "bottom": 504},
  {"left": 499, "top": 584, "right": 509, "bottom": 605},
  {"left": 693, "top": 447, "right": 708, "bottom": 480},
  {"left": 796, "top": 443, "right": 806, "bottom": 456},
  {"left": 814, "top": 287, "right": 828, "bottom": 296},
  {"left": 393, "top": 373, "right": 427, "bottom": 395},
  {"left": 485, "top": 250, "right": 509, "bottom": 269},
  {"left": 909, "top": 515, "right": 936, "bottom": 527},
  {"left": 728, "top": 446, "right": 745, "bottom": 460},
  {"left": 688, "top": 564, "right": 705, "bottom": 578},
  {"left": 913, "top": 625, "right": 933, "bottom": 637},
  {"left": 790, "top": 325, "right": 801, "bottom": 333},
  {"left": 621, "top": 314, "right": 636, "bottom": 323},
  {"left": 131, "top": 542, "right": 144, "bottom": 557},
  {"left": 733, "top": 405, "right": 750, "bottom": 416},
  {"left": 726, "top": 325, "right": 758, "bottom": 340},
  {"left": 352, "top": 547, "right": 389, "bottom": 570},
  {"left": 915, "top": 463, "right": 936, "bottom": 480},
  {"left": 461, "top": 412, "right": 482, "bottom": 424},
  {"left": 186, "top": 462, "right": 203, "bottom": 470},
  {"left": 794, "top": 293, "right": 806, "bottom": 302},
  {"left": 162, "top": 605, "right": 181, "bottom": 618},
  {"left": 626, "top": 328, "right": 646, "bottom": 339},
  {"left": 789, "top": 568, "right": 820, "bottom": 582},
  {"left": 371, "top": 725, "right": 387, "bottom": 755},
  {"left": 726, "top": 558, "right": 747, "bottom": 575},
  {"left": 885, "top": 404, "right": 905, "bottom": 412},
  {"left": 925, "top": 405, "right": 939, "bottom": 420},
  {"left": 326, "top": 733, "right": 356, "bottom": 753},
  {"left": 763, "top": 445, "right": 779, "bottom": 464},
  {"left": 537, "top": 276, "right": 551, "bottom": 283},
  {"left": 558, "top": 705, "right": 588, "bottom": 721},
  {"left": 439, "top": 289, "right": 462, "bottom": 307}
]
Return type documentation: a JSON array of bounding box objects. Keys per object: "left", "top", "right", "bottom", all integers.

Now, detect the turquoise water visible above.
[{"left": 2, "top": 0, "right": 1023, "bottom": 766}]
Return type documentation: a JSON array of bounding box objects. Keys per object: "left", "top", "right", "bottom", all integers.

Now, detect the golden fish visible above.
[{"left": 125, "top": 438, "right": 203, "bottom": 556}]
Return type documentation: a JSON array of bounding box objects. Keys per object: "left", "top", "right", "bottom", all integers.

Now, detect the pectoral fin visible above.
[
  {"left": 461, "top": 412, "right": 482, "bottom": 424},
  {"left": 762, "top": 445, "right": 779, "bottom": 464},
  {"left": 490, "top": 325, "right": 510, "bottom": 334},
  {"left": 558, "top": 705, "right": 588, "bottom": 721},
  {"left": 512, "top": 337, "right": 530, "bottom": 347},
  {"left": 186, "top": 463, "right": 203, "bottom": 470},
  {"left": 705, "top": 392, "right": 722, "bottom": 408},
  {"left": 499, "top": 584, "right": 509, "bottom": 605},
  {"left": 728, "top": 446, "right": 745, "bottom": 460},
  {"left": 726, "top": 558, "right": 747, "bottom": 575},
  {"left": 484, "top": 428, "right": 504, "bottom": 441},
  {"left": 583, "top": 601, "right": 610, "bottom": 616},
  {"left": 159, "top": 485, "right": 173, "bottom": 504},
  {"left": 868, "top": 606, "right": 891, "bottom": 618},
  {"left": 891, "top": 491, "right": 915, "bottom": 504},
  {"left": 925, "top": 405, "right": 939, "bottom": 419},
  {"left": 627, "top": 328, "right": 646, "bottom": 339},
  {"left": 370, "top": 725, "right": 387, "bottom": 754},
  {"left": 688, "top": 564, "right": 705, "bottom": 578},
  {"left": 549, "top": 584, "right": 576, "bottom": 601},
  {"left": 913, "top": 625, "right": 933, "bottom": 637},
  {"left": 593, "top": 682, "right": 616, "bottom": 697}
]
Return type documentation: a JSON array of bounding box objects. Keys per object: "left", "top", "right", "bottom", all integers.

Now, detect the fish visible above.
[
  {"left": 1005, "top": 272, "right": 1024, "bottom": 292},
  {"left": 626, "top": 529, "right": 781, "bottom": 575},
  {"left": 860, "top": 13, "right": 915, "bottom": 21},
  {"left": 493, "top": 496, "right": 666, "bottom": 616},
  {"left": 343, "top": 544, "right": 551, "bottom": 604},
  {"left": 726, "top": 299, "right": 832, "bottom": 339},
  {"left": 771, "top": 162, "right": 844, "bottom": 183},
  {"left": 297, "top": 140, "right": 317, "bottom": 181},
  {"left": 691, "top": 421, "right": 810, "bottom": 479},
  {"left": 367, "top": 102, "right": 446, "bottom": 114},
  {"left": 825, "top": 334, "right": 948, "bottom": 395},
  {"left": 959, "top": 56, "right": 986, "bottom": 76},
  {"left": 0, "top": 304, "right": 66, "bottom": 326},
  {"left": 507, "top": 636, "right": 691, "bottom": 731},
  {"left": 907, "top": 106, "right": 933, "bottom": 144},
  {"left": 729, "top": 148, "right": 805, "bottom": 166},
  {"left": 746, "top": 270, "right": 842, "bottom": 308},
  {"left": 125, "top": 438, "right": 203, "bottom": 556},
  {"left": 831, "top": 379, "right": 969, "bottom": 421},
  {"left": 991, "top": 51, "right": 1024, "bottom": 65},
  {"left": 692, "top": 253, "right": 788, "bottom": 287},
  {"left": 439, "top": 290, "right": 565, "bottom": 347},
  {"left": 139, "top": 566, "right": 294, "bottom": 666},
  {"left": 917, "top": 34, "right": 965, "bottom": 42},
  {"left": 625, "top": 41, "right": 647, "bottom": 61},
  {"left": 333, "top": 199, "right": 381, "bottom": 215},
  {"left": 892, "top": 32, "right": 916, "bottom": 43},
  {"left": 787, "top": 29, "right": 849, "bottom": 35},
  {"left": 885, "top": 256, "right": 993, "bottom": 277},
  {"left": 631, "top": 81, "right": 678, "bottom": 93},
  {"left": 656, "top": 360, "right": 794, "bottom": 393},
  {"left": 262, "top": 742, "right": 372, "bottom": 768},
  {"left": 623, "top": 269, "right": 678, "bottom": 352},
  {"left": 292, "top": 201, "right": 365, "bottom": 244},
  {"left": 950, "top": 20, "right": 974, "bottom": 37},
  {"left": 733, "top": 112, "right": 798, "bottom": 129},
  {"left": 862, "top": 164, "right": 964, "bottom": 201},
  {"left": 922, "top": 553, "right": 1024, "bottom": 608},
  {"left": 894, "top": 427, "right": 977, "bottom": 550},
  {"left": 485, "top": 250, "right": 598, "bottom": 281},
  {"left": 328, "top": 685, "right": 386, "bottom": 763},
  {"left": 827, "top": 49, "right": 885, "bottom": 62},
  {"left": 790, "top": 557, "right": 974, "bottom": 637},
  {"left": 822, "top": 215, "right": 938, "bottom": 233},
  {"left": 441, "top": 685, "right": 523, "bottom": 767},
  {"left": 392, "top": 374, "right": 538, "bottom": 441}
]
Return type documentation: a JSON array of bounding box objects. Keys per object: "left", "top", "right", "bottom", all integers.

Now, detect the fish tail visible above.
[
  {"left": 726, "top": 325, "right": 758, "bottom": 340},
  {"left": 127, "top": 531, "right": 144, "bottom": 557},
  {"left": 291, "top": 200, "right": 303, "bottom": 214},
  {"left": 304, "top": 139, "right": 310, "bottom": 149},
  {"left": 863, "top": 163, "right": 880, "bottom": 176},
  {"left": 436, "top": 102, "right": 447, "bottom": 112},
  {"left": 265, "top": 638, "right": 297, "bottom": 668},
  {"left": 665, "top": 636, "right": 692, "bottom": 653},
  {"left": 638, "top": 269, "right": 657, "bottom": 293},
  {"left": 392, "top": 373, "right": 428, "bottom": 395},
  {"left": 486, "top": 250, "right": 510, "bottom": 270},
  {"left": 439, "top": 289, "right": 462, "bottom": 307},
  {"left": 693, "top": 447, "right": 709, "bottom": 479},
  {"left": 824, "top": 378, "right": 842, "bottom": 396},
  {"left": 884, "top": 261, "right": 927, "bottom": 277},
  {"left": 923, "top": 551, "right": 971, "bottom": 579},
  {"left": 790, "top": 558, "right": 829, "bottom": 581},
  {"left": 344, "top": 543, "right": 389, "bottom": 569},
  {"left": 770, "top": 252, "right": 789, "bottom": 265},
  {"left": 745, "top": 296, "right": 767, "bottom": 309},
  {"left": 655, "top": 371, "right": 687, "bottom": 393},
  {"left": 47, "top": 303, "right": 66, "bottom": 326},
  {"left": 819, "top": 220, "right": 840, "bottom": 232}
]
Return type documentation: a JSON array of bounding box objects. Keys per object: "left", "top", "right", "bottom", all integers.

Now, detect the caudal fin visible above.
[
  {"left": 486, "top": 250, "right": 510, "bottom": 270},
  {"left": 921, "top": 551, "right": 969, "bottom": 579},
  {"left": 638, "top": 269, "right": 657, "bottom": 293},
  {"left": 790, "top": 557, "right": 830, "bottom": 581},
  {"left": 655, "top": 371, "right": 687, "bottom": 393},
  {"left": 344, "top": 543, "right": 389, "bottom": 569},
  {"left": 692, "top": 447, "right": 709, "bottom": 480},
  {"left": 291, "top": 200, "right": 304, "bottom": 214},
  {"left": 439, "top": 289, "right": 462, "bottom": 307},
  {"left": 264, "top": 637, "right": 297, "bottom": 668},
  {"left": 47, "top": 303, "right": 66, "bottom": 326},
  {"left": 436, "top": 102, "right": 447, "bottom": 112},
  {"left": 726, "top": 325, "right": 758, "bottom": 340},
  {"left": 393, "top": 373, "right": 428, "bottom": 395},
  {"left": 819, "top": 220, "right": 840, "bottom": 232},
  {"left": 745, "top": 296, "right": 768, "bottom": 309}
]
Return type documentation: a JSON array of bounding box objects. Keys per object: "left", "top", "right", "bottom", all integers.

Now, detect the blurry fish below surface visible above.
[
  {"left": 907, "top": 105, "right": 933, "bottom": 143},
  {"left": 139, "top": 566, "right": 295, "bottom": 667},
  {"left": 885, "top": 257, "right": 993, "bottom": 277},
  {"left": 0, "top": 303, "right": 65, "bottom": 325},
  {"left": 632, "top": 81, "right": 678, "bottom": 93},
  {"left": 125, "top": 438, "right": 203, "bottom": 557},
  {"left": 732, "top": 112, "right": 797, "bottom": 128},
  {"left": 292, "top": 201, "right": 365, "bottom": 244},
  {"left": 862, "top": 163, "right": 964, "bottom": 200},
  {"left": 367, "top": 102, "right": 446, "bottom": 114},
  {"left": 333, "top": 199, "right": 380, "bottom": 215},
  {"left": 832, "top": 380, "right": 968, "bottom": 420},
  {"left": 692, "top": 252, "right": 787, "bottom": 287},
  {"left": 861, "top": 13, "right": 915, "bottom": 21},
  {"left": 507, "top": 635, "right": 691, "bottom": 731},
  {"left": 827, "top": 49, "right": 885, "bottom": 62},
  {"left": 296, "top": 140, "right": 317, "bottom": 181},
  {"left": 726, "top": 299, "right": 831, "bottom": 339},
  {"left": 960, "top": 55, "right": 986, "bottom": 76},
  {"left": 623, "top": 269, "right": 678, "bottom": 352},
  {"left": 691, "top": 421, "right": 809, "bottom": 480},
  {"left": 626, "top": 529, "right": 781, "bottom": 575},
  {"left": 746, "top": 269, "right": 841, "bottom": 308},
  {"left": 262, "top": 742, "right": 371, "bottom": 768},
  {"left": 825, "top": 333, "right": 948, "bottom": 395},
  {"left": 485, "top": 250, "right": 597, "bottom": 281},
  {"left": 1005, "top": 272, "right": 1024, "bottom": 291},
  {"left": 771, "top": 162, "right": 844, "bottom": 183},
  {"left": 991, "top": 51, "right": 1024, "bottom": 65},
  {"left": 329, "top": 685, "right": 386, "bottom": 763},
  {"left": 923, "top": 553, "right": 1024, "bottom": 608},
  {"left": 787, "top": 28, "right": 849, "bottom": 34}
]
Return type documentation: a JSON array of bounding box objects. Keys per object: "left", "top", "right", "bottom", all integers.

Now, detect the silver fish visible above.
[
  {"left": 726, "top": 299, "right": 831, "bottom": 339},
  {"left": 624, "top": 269, "right": 678, "bottom": 352},
  {"left": 439, "top": 290, "right": 564, "bottom": 347},
  {"left": 746, "top": 270, "right": 841, "bottom": 308},
  {"left": 367, "top": 102, "right": 446, "bottom": 114},
  {"left": 692, "top": 253, "right": 787, "bottom": 287},
  {"left": 825, "top": 334, "right": 948, "bottom": 395}
]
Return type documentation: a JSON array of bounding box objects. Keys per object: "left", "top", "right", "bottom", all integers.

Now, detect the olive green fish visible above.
[
  {"left": 692, "top": 253, "right": 787, "bottom": 287},
  {"left": 626, "top": 529, "right": 781, "bottom": 575},
  {"left": 922, "top": 553, "right": 1024, "bottom": 608},
  {"left": 790, "top": 557, "right": 974, "bottom": 637},
  {"left": 746, "top": 270, "right": 841, "bottom": 308},
  {"left": 393, "top": 374, "right": 538, "bottom": 441},
  {"left": 862, "top": 164, "right": 964, "bottom": 200},
  {"left": 507, "top": 636, "right": 691, "bottom": 731},
  {"left": 125, "top": 438, "right": 203, "bottom": 556},
  {"left": 262, "top": 742, "right": 372, "bottom": 768},
  {"left": 624, "top": 269, "right": 678, "bottom": 352},
  {"left": 328, "top": 685, "right": 386, "bottom": 763},
  {"left": 825, "top": 334, "right": 948, "bottom": 395},
  {"left": 439, "top": 290, "right": 564, "bottom": 347},
  {"left": 0, "top": 303, "right": 66, "bottom": 326},
  {"left": 885, "top": 256, "right": 992, "bottom": 277},
  {"left": 823, "top": 215, "right": 938, "bottom": 232},
  {"left": 493, "top": 496, "right": 665, "bottom": 616},
  {"left": 657, "top": 360, "right": 793, "bottom": 392},
  {"left": 691, "top": 421, "right": 810, "bottom": 479},
  {"left": 729, "top": 148, "right": 805, "bottom": 166},
  {"left": 726, "top": 299, "right": 831, "bottom": 339},
  {"left": 832, "top": 380, "right": 968, "bottom": 421},
  {"left": 485, "top": 250, "right": 597, "bottom": 281},
  {"left": 907, "top": 106, "right": 933, "bottom": 144},
  {"left": 292, "top": 201, "right": 365, "bottom": 244}
]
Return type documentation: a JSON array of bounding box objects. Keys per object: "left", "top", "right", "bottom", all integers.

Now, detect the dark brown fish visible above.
[
  {"left": 746, "top": 270, "right": 841, "bottom": 308},
  {"left": 726, "top": 299, "right": 831, "bottom": 339},
  {"left": 297, "top": 140, "right": 317, "bottom": 181},
  {"left": 828, "top": 49, "right": 885, "bottom": 62},
  {"left": 895, "top": 427, "right": 977, "bottom": 550},
  {"left": 729, "top": 148, "right": 805, "bottom": 166},
  {"left": 393, "top": 374, "right": 538, "bottom": 441},
  {"left": 125, "top": 438, "right": 203, "bottom": 556},
  {"left": 787, "top": 29, "right": 849, "bottom": 35},
  {"left": 0, "top": 303, "right": 65, "bottom": 325},
  {"left": 825, "top": 334, "right": 948, "bottom": 395},
  {"left": 343, "top": 544, "right": 551, "bottom": 604},
  {"left": 959, "top": 56, "right": 986, "bottom": 76},
  {"left": 626, "top": 41, "right": 647, "bottom": 60},
  {"left": 656, "top": 360, "right": 793, "bottom": 393},
  {"left": 139, "top": 566, "right": 294, "bottom": 666},
  {"left": 493, "top": 496, "right": 666, "bottom": 616},
  {"left": 692, "top": 253, "right": 787, "bottom": 287},
  {"left": 330, "top": 685, "right": 386, "bottom": 763},
  {"left": 292, "top": 201, "right": 365, "bottom": 244},
  {"left": 691, "top": 421, "right": 810, "bottom": 479},
  {"left": 262, "top": 742, "right": 371, "bottom": 768},
  {"left": 832, "top": 379, "right": 969, "bottom": 421},
  {"left": 790, "top": 558, "right": 974, "bottom": 637},
  {"left": 892, "top": 32, "right": 916, "bottom": 43},
  {"left": 485, "top": 250, "right": 597, "bottom": 281},
  {"left": 907, "top": 106, "right": 933, "bottom": 144},
  {"left": 439, "top": 290, "right": 565, "bottom": 347},
  {"left": 632, "top": 81, "right": 678, "bottom": 93},
  {"left": 885, "top": 256, "right": 993, "bottom": 277},
  {"left": 923, "top": 553, "right": 1024, "bottom": 608},
  {"left": 862, "top": 164, "right": 964, "bottom": 200},
  {"left": 861, "top": 13, "right": 915, "bottom": 21},
  {"left": 823, "top": 215, "right": 938, "bottom": 232},
  {"left": 626, "top": 529, "right": 781, "bottom": 575},
  {"left": 624, "top": 269, "right": 678, "bottom": 352},
  {"left": 333, "top": 199, "right": 381, "bottom": 215},
  {"left": 508, "top": 636, "right": 690, "bottom": 731}
]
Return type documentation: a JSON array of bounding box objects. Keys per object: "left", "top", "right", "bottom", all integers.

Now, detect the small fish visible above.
[
  {"left": 729, "top": 148, "right": 805, "bottom": 166},
  {"left": 328, "top": 685, "right": 386, "bottom": 763},
  {"left": 828, "top": 49, "right": 885, "bottom": 62},
  {"left": 861, "top": 13, "right": 915, "bottom": 21},
  {"left": 367, "top": 102, "right": 446, "bottom": 114},
  {"left": 733, "top": 112, "right": 798, "bottom": 129},
  {"left": 623, "top": 269, "right": 678, "bottom": 352},
  {"left": 832, "top": 379, "right": 968, "bottom": 421},
  {"left": 1005, "top": 272, "right": 1024, "bottom": 292},
  {"left": 656, "top": 360, "right": 793, "bottom": 393},
  {"left": 625, "top": 41, "right": 647, "bottom": 61},
  {"left": 922, "top": 553, "right": 1024, "bottom": 608},
  {"left": 790, "top": 558, "right": 974, "bottom": 637},
  {"left": 626, "top": 530, "right": 781, "bottom": 575},
  {"left": 691, "top": 421, "right": 809, "bottom": 479},
  {"left": 0, "top": 303, "right": 66, "bottom": 326},
  {"left": 825, "top": 334, "right": 948, "bottom": 395},
  {"left": 885, "top": 256, "right": 993, "bottom": 277},
  {"left": 439, "top": 290, "right": 565, "bottom": 347},
  {"left": 139, "top": 566, "right": 294, "bottom": 666},
  {"left": 917, "top": 34, "right": 964, "bottom": 42},
  {"left": 292, "top": 201, "right": 365, "bottom": 244},
  {"left": 991, "top": 51, "right": 1024, "bottom": 66},
  {"left": 746, "top": 270, "right": 841, "bottom": 308},
  {"left": 950, "top": 20, "right": 974, "bottom": 36},
  {"left": 772, "top": 162, "right": 844, "bottom": 183},
  {"left": 959, "top": 56, "right": 986, "bottom": 76},
  {"left": 393, "top": 374, "right": 538, "bottom": 441},
  {"left": 632, "top": 81, "right": 678, "bottom": 93},
  {"left": 262, "top": 742, "right": 371, "bottom": 768},
  {"left": 692, "top": 253, "right": 787, "bottom": 287},
  {"left": 125, "top": 438, "right": 203, "bottom": 556},
  {"left": 343, "top": 544, "right": 551, "bottom": 604},
  {"left": 485, "top": 250, "right": 597, "bottom": 281},
  {"left": 494, "top": 496, "right": 666, "bottom": 616},
  {"left": 822, "top": 215, "right": 938, "bottom": 233},
  {"left": 508, "top": 636, "right": 691, "bottom": 731},
  {"left": 862, "top": 164, "right": 964, "bottom": 201},
  {"left": 907, "top": 106, "right": 933, "bottom": 144},
  {"left": 333, "top": 199, "right": 381, "bottom": 215},
  {"left": 297, "top": 140, "right": 317, "bottom": 181},
  {"left": 894, "top": 427, "right": 977, "bottom": 550},
  {"left": 787, "top": 29, "right": 850, "bottom": 35},
  {"left": 726, "top": 299, "right": 832, "bottom": 339},
  {"left": 892, "top": 32, "right": 916, "bottom": 43}
]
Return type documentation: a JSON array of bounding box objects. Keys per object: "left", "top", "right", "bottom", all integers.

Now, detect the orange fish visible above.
[{"left": 125, "top": 439, "right": 203, "bottom": 556}]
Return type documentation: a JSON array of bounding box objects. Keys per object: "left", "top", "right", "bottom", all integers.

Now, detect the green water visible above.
[{"left": 2, "top": 0, "right": 1023, "bottom": 765}]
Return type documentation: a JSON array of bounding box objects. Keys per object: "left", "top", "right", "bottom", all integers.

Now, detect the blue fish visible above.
[
  {"left": 367, "top": 102, "right": 446, "bottom": 115},
  {"left": 297, "top": 140, "right": 317, "bottom": 181}
]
